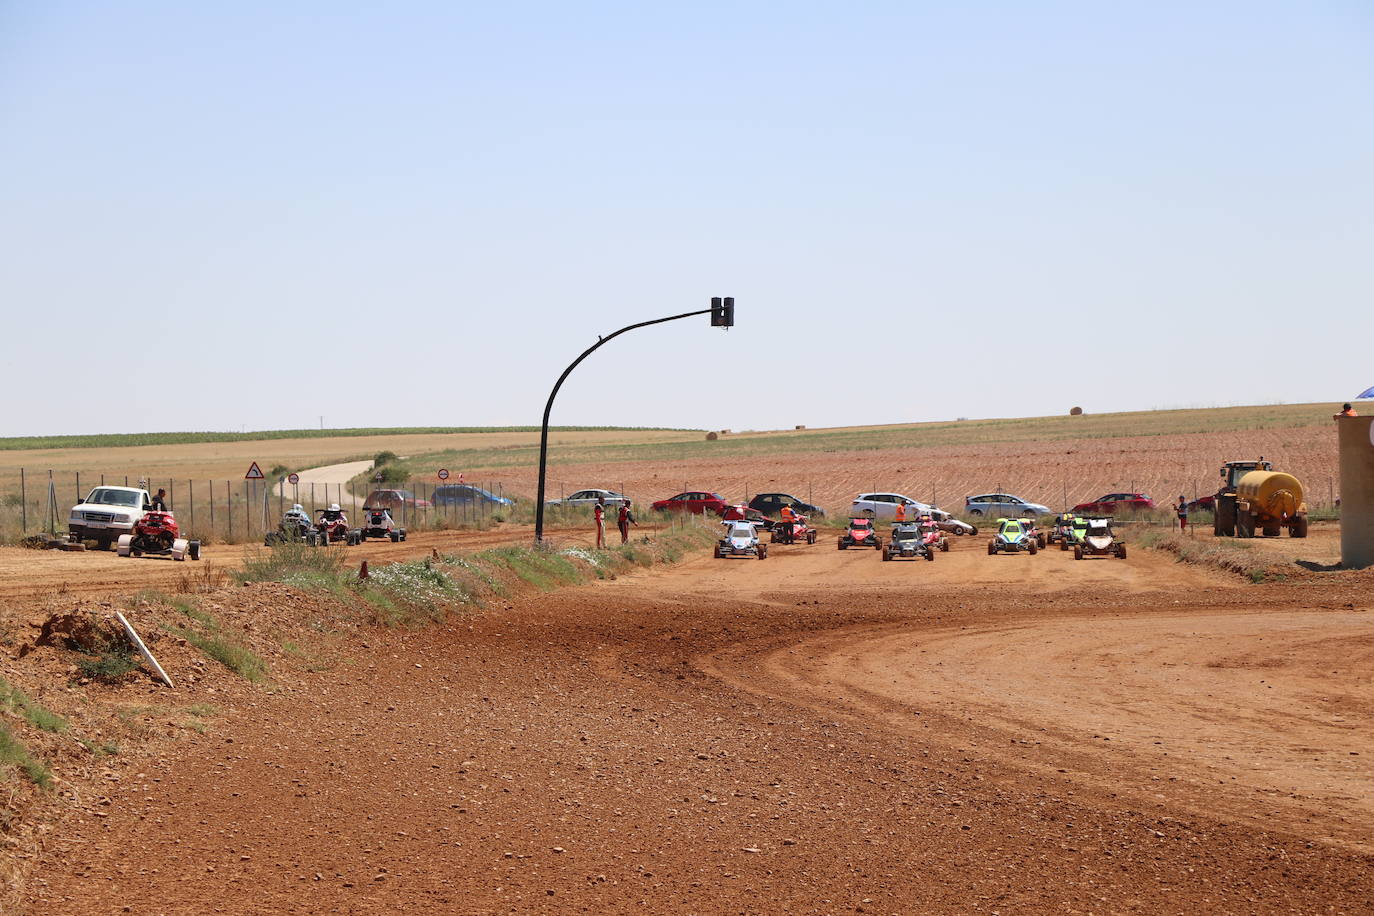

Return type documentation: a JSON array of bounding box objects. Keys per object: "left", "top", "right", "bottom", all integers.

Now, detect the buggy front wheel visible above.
[{"left": 1074, "top": 545, "right": 1084, "bottom": 560}]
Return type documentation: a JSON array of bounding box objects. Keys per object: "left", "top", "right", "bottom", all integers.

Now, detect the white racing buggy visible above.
[
  {"left": 1074, "top": 517, "right": 1127, "bottom": 560},
  {"left": 359, "top": 506, "right": 407, "bottom": 543},
  {"left": 715, "top": 521, "right": 768, "bottom": 560}
]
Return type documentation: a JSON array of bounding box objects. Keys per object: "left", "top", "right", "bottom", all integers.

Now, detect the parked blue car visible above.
[{"left": 431, "top": 485, "right": 513, "bottom": 508}]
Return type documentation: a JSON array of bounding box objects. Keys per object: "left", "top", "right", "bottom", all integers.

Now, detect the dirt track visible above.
[{"left": 20, "top": 533, "right": 1374, "bottom": 913}]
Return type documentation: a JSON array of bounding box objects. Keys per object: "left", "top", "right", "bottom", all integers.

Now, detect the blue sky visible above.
[{"left": 2, "top": 1, "right": 1370, "bottom": 436}]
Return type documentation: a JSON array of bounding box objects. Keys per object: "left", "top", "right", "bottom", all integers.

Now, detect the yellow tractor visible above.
[{"left": 1213, "top": 459, "right": 1308, "bottom": 538}]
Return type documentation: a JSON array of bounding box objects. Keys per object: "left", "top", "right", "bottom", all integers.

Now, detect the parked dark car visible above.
[
  {"left": 431, "top": 485, "right": 514, "bottom": 508},
  {"left": 651, "top": 491, "right": 728, "bottom": 515},
  {"left": 363, "top": 489, "right": 433, "bottom": 510},
  {"left": 1072, "top": 493, "right": 1155, "bottom": 514},
  {"left": 748, "top": 493, "right": 825, "bottom": 520}
]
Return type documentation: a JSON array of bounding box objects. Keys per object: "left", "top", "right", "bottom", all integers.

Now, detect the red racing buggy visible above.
[{"left": 838, "top": 516, "right": 882, "bottom": 550}]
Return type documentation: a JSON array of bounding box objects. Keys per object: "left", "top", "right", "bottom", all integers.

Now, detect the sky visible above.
[{"left": 1, "top": 1, "right": 1370, "bottom": 437}]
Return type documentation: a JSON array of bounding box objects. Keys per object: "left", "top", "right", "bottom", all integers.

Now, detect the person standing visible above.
[
  {"left": 1176, "top": 495, "right": 1188, "bottom": 533},
  {"left": 594, "top": 496, "right": 606, "bottom": 548},
  {"left": 894, "top": 501, "right": 906, "bottom": 523},
  {"left": 150, "top": 488, "right": 168, "bottom": 511},
  {"left": 617, "top": 500, "right": 636, "bottom": 544}
]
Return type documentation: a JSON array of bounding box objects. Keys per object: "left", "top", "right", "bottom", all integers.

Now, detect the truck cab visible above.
[
  {"left": 69, "top": 486, "right": 152, "bottom": 548},
  {"left": 1221, "top": 459, "right": 1272, "bottom": 490}
]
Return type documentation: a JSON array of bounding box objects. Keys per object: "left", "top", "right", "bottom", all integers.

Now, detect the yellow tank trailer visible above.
[{"left": 1214, "top": 459, "right": 1308, "bottom": 538}]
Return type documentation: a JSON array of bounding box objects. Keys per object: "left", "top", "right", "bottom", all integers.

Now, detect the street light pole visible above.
[{"left": 535, "top": 299, "right": 734, "bottom": 543}]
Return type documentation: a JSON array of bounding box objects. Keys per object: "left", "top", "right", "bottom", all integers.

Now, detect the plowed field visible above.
[{"left": 19, "top": 528, "right": 1374, "bottom": 914}]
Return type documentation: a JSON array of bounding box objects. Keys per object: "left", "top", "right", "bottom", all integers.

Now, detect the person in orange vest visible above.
[
  {"left": 1336, "top": 402, "right": 1358, "bottom": 418},
  {"left": 894, "top": 501, "right": 907, "bottom": 523},
  {"left": 779, "top": 504, "right": 797, "bottom": 533},
  {"left": 593, "top": 496, "right": 606, "bottom": 548}
]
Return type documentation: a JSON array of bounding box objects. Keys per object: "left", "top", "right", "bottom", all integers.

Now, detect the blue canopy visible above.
[{"left": 1358, "top": 387, "right": 1374, "bottom": 400}]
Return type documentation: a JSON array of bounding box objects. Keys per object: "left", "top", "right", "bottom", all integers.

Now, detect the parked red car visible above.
[
  {"left": 651, "top": 491, "right": 728, "bottom": 515},
  {"left": 1072, "top": 492, "right": 1155, "bottom": 514}
]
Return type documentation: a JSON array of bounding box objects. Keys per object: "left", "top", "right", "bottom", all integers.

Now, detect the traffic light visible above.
[{"left": 711, "top": 296, "right": 735, "bottom": 328}]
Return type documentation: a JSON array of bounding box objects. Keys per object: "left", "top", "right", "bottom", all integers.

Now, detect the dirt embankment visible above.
[{"left": 5, "top": 530, "right": 1373, "bottom": 914}]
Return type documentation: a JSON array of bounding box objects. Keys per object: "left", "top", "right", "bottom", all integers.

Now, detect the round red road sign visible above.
[
  {"left": 288, "top": 473, "right": 300, "bottom": 485},
  {"left": 438, "top": 469, "right": 450, "bottom": 480}
]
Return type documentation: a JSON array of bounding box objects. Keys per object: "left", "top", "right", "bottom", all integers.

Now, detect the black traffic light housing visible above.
[{"left": 710, "top": 296, "right": 735, "bottom": 328}]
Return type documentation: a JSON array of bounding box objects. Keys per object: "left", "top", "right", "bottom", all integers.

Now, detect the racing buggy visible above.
[
  {"left": 715, "top": 520, "right": 768, "bottom": 560},
  {"left": 1049, "top": 513, "right": 1077, "bottom": 550},
  {"left": 266, "top": 507, "right": 320, "bottom": 546},
  {"left": 1021, "top": 516, "right": 1047, "bottom": 549},
  {"left": 1074, "top": 517, "right": 1126, "bottom": 560},
  {"left": 359, "top": 506, "right": 407, "bottom": 543},
  {"left": 883, "top": 522, "right": 934, "bottom": 561},
  {"left": 988, "top": 517, "right": 1039, "bottom": 556},
  {"left": 918, "top": 517, "right": 950, "bottom": 553},
  {"left": 771, "top": 514, "right": 817, "bottom": 545},
  {"left": 928, "top": 508, "right": 977, "bottom": 536},
  {"left": 316, "top": 509, "right": 361, "bottom": 546},
  {"left": 838, "top": 516, "right": 882, "bottom": 550},
  {"left": 116, "top": 510, "right": 201, "bottom": 561}
]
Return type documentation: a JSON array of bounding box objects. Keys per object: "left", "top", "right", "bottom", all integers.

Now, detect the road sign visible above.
[
  {"left": 288, "top": 472, "right": 300, "bottom": 485},
  {"left": 438, "top": 469, "right": 450, "bottom": 480},
  {"left": 245, "top": 462, "right": 264, "bottom": 480}
]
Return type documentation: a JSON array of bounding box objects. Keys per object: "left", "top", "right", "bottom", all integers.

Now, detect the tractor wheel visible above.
[
  {"left": 189, "top": 541, "right": 201, "bottom": 561},
  {"left": 1290, "top": 516, "right": 1309, "bottom": 538},
  {"left": 1262, "top": 524, "right": 1281, "bottom": 538},
  {"left": 1117, "top": 544, "right": 1127, "bottom": 559},
  {"left": 1236, "top": 511, "right": 1254, "bottom": 538},
  {"left": 1215, "top": 500, "right": 1236, "bottom": 537},
  {"left": 1028, "top": 541, "right": 1038, "bottom": 555},
  {"left": 1074, "top": 545, "right": 1083, "bottom": 560}
]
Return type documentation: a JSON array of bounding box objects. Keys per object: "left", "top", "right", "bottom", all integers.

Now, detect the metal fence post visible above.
[
  {"left": 189, "top": 480, "right": 195, "bottom": 531},
  {"left": 227, "top": 480, "right": 232, "bottom": 540},
  {"left": 20, "top": 468, "right": 27, "bottom": 533}
]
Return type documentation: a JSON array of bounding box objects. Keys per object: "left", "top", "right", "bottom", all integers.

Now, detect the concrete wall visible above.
[{"left": 1336, "top": 415, "right": 1374, "bottom": 569}]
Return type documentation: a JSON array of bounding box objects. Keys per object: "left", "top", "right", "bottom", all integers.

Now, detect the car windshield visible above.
[
  {"left": 87, "top": 488, "right": 141, "bottom": 507},
  {"left": 849, "top": 520, "right": 870, "bottom": 529},
  {"left": 729, "top": 526, "right": 754, "bottom": 538},
  {"left": 1001, "top": 522, "right": 1022, "bottom": 535}
]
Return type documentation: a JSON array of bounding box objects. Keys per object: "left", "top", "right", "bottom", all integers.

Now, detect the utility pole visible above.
[{"left": 535, "top": 298, "right": 735, "bottom": 542}]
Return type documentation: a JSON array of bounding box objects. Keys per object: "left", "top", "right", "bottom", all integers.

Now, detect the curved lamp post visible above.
[{"left": 535, "top": 298, "right": 734, "bottom": 543}]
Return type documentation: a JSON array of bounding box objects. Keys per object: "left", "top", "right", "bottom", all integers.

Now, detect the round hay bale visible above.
[
  {"left": 705, "top": 431, "right": 718, "bottom": 441},
  {"left": 1069, "top": 406, "right": 1084, "bottom": 416}
]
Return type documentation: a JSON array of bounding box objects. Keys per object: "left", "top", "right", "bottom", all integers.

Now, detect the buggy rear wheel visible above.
[
  {"left": 1117, "top": 544, "right": 1127, "bottom": 559},
  {"left": 924, "top": 549, "right": 934, "bottom": 561},
  {"left": 1028, "top": 541, "right": 1038, "bottom": 555},
  {"left": 1074, "top": 545, "right": 1083, "bottom": 560},
  {"left": 390, "top": 531, "right": 400, "bottom": 543},
  {"left": 987, "top": 542, "right": 996, "bottom": 556}
]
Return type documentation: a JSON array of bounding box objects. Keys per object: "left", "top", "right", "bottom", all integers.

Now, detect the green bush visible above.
[{"left": 0, "top": 724, "right": 51, "bottom": 788}]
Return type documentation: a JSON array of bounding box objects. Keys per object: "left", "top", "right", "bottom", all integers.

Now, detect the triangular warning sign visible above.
[{"left": 245, "top": 461, "right": 265, "bottom": 480}]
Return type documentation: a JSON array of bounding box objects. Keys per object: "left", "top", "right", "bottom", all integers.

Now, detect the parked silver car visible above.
[
  {"left": 850, "top": 492, "right": 932, "bottom": 519},
  {"left": 545, "top": 488, "right": 630, "bottom": 508},
  {"left": 964, "top": 492, "right": 1051, "bottom": 518}
]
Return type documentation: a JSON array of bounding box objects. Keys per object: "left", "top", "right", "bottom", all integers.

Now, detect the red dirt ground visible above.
[{"left": 15, "top": 529, "right": 1374, "bottom": 914}]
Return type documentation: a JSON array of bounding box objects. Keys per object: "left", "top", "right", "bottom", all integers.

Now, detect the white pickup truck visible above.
[{"left": 69, "top": 486, "right": 153, "bottom": 549}]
